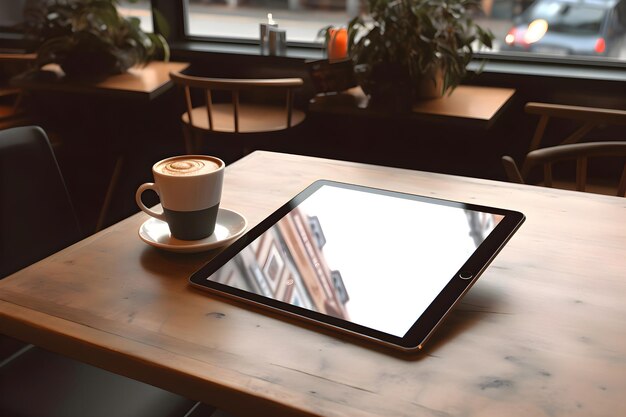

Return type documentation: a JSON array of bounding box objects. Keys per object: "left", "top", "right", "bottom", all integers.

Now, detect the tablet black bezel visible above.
[{"left": 189, "top": 180, "right": 525, "bottom": 352}]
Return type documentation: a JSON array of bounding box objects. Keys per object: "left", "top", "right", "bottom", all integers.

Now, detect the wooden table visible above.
[
  {"left": 1, "top": 151, "right": 624, "bottom": 417},
  {"left": 0, "top": 52, "right": 37, "bottom": 62},
  {"left": 309, "top": 85, "right": 516, "bottom": 129},
  {"left": 11, "top": 60, "right": 189, "bottom": 101}
]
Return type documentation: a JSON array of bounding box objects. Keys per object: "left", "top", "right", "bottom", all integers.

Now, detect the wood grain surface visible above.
[
  {"left": 12, "top": 61, "right": 189, "bottom": 100},
  {"left": 0, "top": 151, "right": 624, "bottom": 417},
  {"left": 309, "top": 85, "right": 515, "bottom": 128}
]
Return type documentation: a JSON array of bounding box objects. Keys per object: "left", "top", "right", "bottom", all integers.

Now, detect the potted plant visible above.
[
  {"left": 25, "top": 0, "right": 169, "bottom": 79},
  {"left": 321, "top": 0, "right": 493, "bottom": 108}
]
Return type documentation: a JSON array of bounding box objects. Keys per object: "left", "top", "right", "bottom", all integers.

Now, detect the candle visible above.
[{"left": 327, "top": 28, "right": 348, "bottom": 61}]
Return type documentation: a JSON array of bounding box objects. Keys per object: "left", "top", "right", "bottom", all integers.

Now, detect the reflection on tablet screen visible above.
[{"left": 206, "top": 184, "right": 503, "bottom": 338}]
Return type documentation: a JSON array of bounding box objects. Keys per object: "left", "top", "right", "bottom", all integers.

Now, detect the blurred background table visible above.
[
  {"left": 309, "top": 85, "right": 516, "bottom": 129},
  {"left": 11, "top": 60, "right": 189, "bottom": 100}
]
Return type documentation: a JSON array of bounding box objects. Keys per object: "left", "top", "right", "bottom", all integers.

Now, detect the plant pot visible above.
[
  {"left": 56, "top": 33, "right": 135, "bottom": 80},
  {"left": 355, "top": 63, "right": 414, "bottom": 112},
  {"left": 60, "top": 51, "right": 121, "bottom": 80},
  {"left": 416, "top": 66, "right": 447, "bottom": 99}
]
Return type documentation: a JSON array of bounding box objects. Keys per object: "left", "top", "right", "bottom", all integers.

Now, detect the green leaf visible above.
[
  {"left": 29, "top": 0, "right": 169, "bottom": 75},
  {"left": 319, "top": 0, "right": 494, "bottom": 92}
]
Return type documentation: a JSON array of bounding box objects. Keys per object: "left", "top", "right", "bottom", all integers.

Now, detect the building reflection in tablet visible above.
[
  {"left": 209, "top": 207, "right": 350, "bottom": 320},
  {"left": 465, "top": 210, "right": 504, "bottom": 248}
]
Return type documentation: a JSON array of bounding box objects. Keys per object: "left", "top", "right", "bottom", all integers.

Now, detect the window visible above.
[
  {"left": 118, "top": 0, "right": 154, "bottom": 32},
  {"left": 184, "top": 0, "right": 351, "bottom": 43},
  {"left": 0, "top": 0, "right": 34, "bottom": 52},
  {"left": 0, "top": 0, "right": 26, "bottom": 30},
  {"left": 111, "top": 1, "right": 626, "bottom": 64},
  {"left": 177, "top": 0, "right": 625, "bottom": 62},
  {"left": 0, "top": 1, "right": 153, "bottom": 52},
  {"left": 502, "top": 0, "right": 626, "bottom": 59}
]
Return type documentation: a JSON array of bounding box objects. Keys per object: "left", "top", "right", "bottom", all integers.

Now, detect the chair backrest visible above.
[
  {"left": 525, "top": 102, "right": 626, "bottom": 153},
  {"left": 169, "top": 71, "right": 304, "bottom": 133},
  {"left": 502, "top": 141, "right": 626, "bottom": 197},
  {"left": 0, "top": 126, "right": 81, "bottom": 278}
]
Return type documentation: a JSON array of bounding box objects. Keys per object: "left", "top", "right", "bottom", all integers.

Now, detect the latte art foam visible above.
[{"left": 156, "top": 158, "right": 220, "bottom": 176}]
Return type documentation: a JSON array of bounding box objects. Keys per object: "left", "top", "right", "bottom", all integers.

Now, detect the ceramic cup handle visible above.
[{"left": 135, "top": 183, "right": 166, "bottom": 222}]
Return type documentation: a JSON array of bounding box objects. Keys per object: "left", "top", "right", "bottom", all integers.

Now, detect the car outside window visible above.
[
  {"left": 524, "top": 2, "right": 605, "bottom": 34},
  {"left": 503, "top": 0, "right": 626, "bottom": 58}
]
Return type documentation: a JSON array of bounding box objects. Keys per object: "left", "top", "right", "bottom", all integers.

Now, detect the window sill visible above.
[
  {"left": 469, "top": 59, "right": 626, "bottom": 83},
  {"left": 169, "top": 40, "right": 626, "bottom": 83},
  {"left": 170, "top": 40, "right": 324, "bottom": 61}
]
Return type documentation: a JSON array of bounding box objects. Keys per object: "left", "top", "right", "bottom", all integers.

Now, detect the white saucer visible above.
[{"left": 139, "top": 208, "right": 247, "bottom": 253}]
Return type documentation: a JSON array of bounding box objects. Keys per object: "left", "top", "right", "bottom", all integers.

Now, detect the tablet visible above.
[{"left": 189, "top": 180, "right": 525, "bottom": 353}]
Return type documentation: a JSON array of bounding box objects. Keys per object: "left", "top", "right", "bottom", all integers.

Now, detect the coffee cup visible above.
[{"left": 136, "top": 155, "right": 225, "bottom": 240}]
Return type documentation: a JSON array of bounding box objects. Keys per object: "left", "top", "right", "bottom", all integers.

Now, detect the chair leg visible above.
[
  {"left": 502, "top": 156, "right": 525, "bottom": 184},
  {"left": 193, "top": 131, "right": 204, "bottom": 155},
  {"left": 182, "top": 124, "right": 194, "bottom": 154},
  {"left": 618, "top": 166, "right": 626, "bottom": 197},
  {"left": 96, "top": 155, "right": 124, "bottom": 232},
  {"left": 242, "top": 143, "right": 252, "bottom": 156}
]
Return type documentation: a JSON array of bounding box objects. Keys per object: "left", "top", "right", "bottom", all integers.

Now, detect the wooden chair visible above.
[
  {"left": 502, "top": 142, "right": 626, "bottom": 197},
  {"left": 524, "top": 102, "right": 626, "bottom": 154},
  {"left": 502, "top": 102, "right": 626, "bottom": 196},
  {"left": 170, "top": 71, "right": 306, "bottom": 158}
]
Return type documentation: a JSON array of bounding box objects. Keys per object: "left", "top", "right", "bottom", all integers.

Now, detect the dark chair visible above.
[
  {"left": 0, "top": 126, "right": 214, "bottom": 417},
  {"left": 0, "top": 125, "right": 82, "bottom": 279},
  {"left": 502, "top": 141, "right": 626, "bottom": 197},
  {"left": 170, "top": 71, "right": 306, "bottom": 160},
  {"left": 0, "top": 346, "right": 214, "bottom": 417},
  {"left": 0, "top": 125, "right": 83, "bottom": 360}
]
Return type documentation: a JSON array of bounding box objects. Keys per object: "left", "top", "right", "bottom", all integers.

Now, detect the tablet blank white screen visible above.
[{"left": 206, "top": 184, "right": 501, "bottom": 337}]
